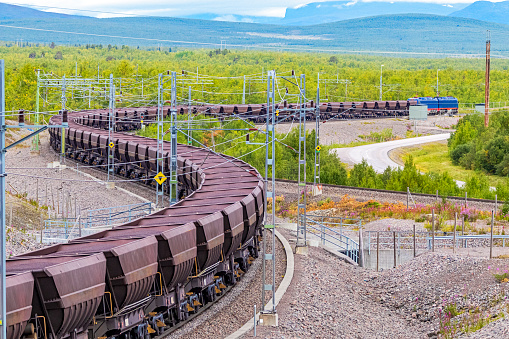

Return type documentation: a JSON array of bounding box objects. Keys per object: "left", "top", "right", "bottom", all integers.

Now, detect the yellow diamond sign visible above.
[
  {"left": 315, "top": 145, "right": 321, "bottom": 152},
  {"left": 109, "top": 142, "right": 115, "bottom": 149},
  {"left": 276, "top": 110, "right": 279, "bottom": 116},
  {"left": 154, "top": 172, "right": 167, "bottom": 185}
]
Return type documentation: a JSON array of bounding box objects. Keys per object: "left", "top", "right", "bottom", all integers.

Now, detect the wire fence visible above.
[
  {"left": 364, "top": 225, "right": 507, "bottom": 271},
  {"left": 41, "top": 202, "right": 152, "bottom": 243}
]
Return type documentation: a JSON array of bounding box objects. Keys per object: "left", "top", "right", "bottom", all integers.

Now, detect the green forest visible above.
[
  {"left": 3, "top": 44, "right": 509, "bottom": 117},
  {"left": 449, "top": 110, "right": 509, "bottom": 177}
]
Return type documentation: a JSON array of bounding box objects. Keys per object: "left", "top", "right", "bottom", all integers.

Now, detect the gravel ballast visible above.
[
  {"left": 244, "top": 228, "right": 428, "bottom": 338},
  {"left": 169, "top": 231, "right": 286, "bottom": 339},
  {"left": 273, "top": 180, "right": 500, "bottom": 213}
]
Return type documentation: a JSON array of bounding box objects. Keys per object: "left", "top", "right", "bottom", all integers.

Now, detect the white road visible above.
[{"left": 332, "top": 133, "right": 452, "bottom": 173}]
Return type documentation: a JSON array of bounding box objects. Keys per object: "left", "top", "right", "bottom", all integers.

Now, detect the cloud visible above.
[
  {"left": 345, "top": 0, "right": 358, "bottom": 6},
  {"left": 213, "top": 15, "right": 254, "bottom": 22}
]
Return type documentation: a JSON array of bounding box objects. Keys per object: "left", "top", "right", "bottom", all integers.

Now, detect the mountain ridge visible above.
[
  {"left": 449, "top": 1, "right": 509, "bottom": 26},
  {"left": 0, "top": 2, "right": 82, "bottom": 20},
  {"left": 0, "top": 13, "right": 507, "bottom": 56}
]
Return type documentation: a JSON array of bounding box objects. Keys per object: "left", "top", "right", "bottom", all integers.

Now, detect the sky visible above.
[{"left": 4, "top": 0, "right": 500, "bottom": 18}]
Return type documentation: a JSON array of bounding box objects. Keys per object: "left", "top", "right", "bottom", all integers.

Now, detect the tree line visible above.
[{"left": 4, "top": 45, "right": 509, "bottom": 115}]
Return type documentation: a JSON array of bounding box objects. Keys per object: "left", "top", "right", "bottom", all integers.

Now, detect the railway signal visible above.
[
  {"left": 109, "top": 142, "right": 114, "bottom": 149},
  {"left": 315, "top": 145, "right": 321, "bottom": 153},
  {"left": 154, "top": 172, "right": 167, "bottom": 185}
]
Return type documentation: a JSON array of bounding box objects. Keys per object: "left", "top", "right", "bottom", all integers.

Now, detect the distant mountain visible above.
[
  {"left": 184, "top": 1, "right": 471, "bottom": 26},
  {"left": 0, "top": 3, "right": 76, "bottom": 20},
  {"left": 1, "top": 13, "right": 508, "bottom": 56},
  {"left": 449, "top": 1, "right": 509, "bottom": 26},
  {"left": 282, "top": 1, "right": 469, "bottom": 25},
  {"left": 0, "top": 1, "right": 472, "bottom": 26}
]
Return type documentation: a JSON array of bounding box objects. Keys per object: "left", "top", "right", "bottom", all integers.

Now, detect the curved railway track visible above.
[
  {"left": 173, "top": 100, "right": 414, "bottom": 122},
  {"left": 6, "top": 106, "right": 265, "bottom": 339},
  {"left": 144, "top": 99, "right": 451, "bottom": 124},
  {"left": 274, "top": 179, "right": 503, "bottom": 206}
]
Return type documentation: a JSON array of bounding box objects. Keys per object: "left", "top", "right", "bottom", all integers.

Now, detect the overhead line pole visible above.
[
  {"left": 314, "top": 73, "right": 320, "bottom": 191},
  {"left": 436, "top": 69, "right": 440, "bottom": 97},
  {"left": 60, "top": 76, "right": 66, "bottom": 163},
  {"left": 188, "top": 86, "right": 192, "bottom": 145},
  {"left": 169, "top": 71, "right": 178, "bottom": 204},
  {"left": 485, "top": 30, "right": 491, "bottom": 127},
  {"left": 107, "top": 74, "right": 115, "bottom": 183},
  {"left": 296, "top": 74, "right": 308, "bottom": 249},
  {"left": 33, "top": 69, "right": 40, "bottom": 153},
  {"left": 261, "top": 70, "right": 277, "bottom": 319},
  {"left": 242, "top": 75, "right": 246, "bottom": 105},
  {"left": 156, "top": 73, "right": 164, "bottom": 208},
  {"left": 0, "top": 59, "right": 6, "bottom": 339}
]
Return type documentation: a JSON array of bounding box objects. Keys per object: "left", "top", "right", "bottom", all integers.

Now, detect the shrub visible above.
[
  {"left": 502, "top": 201, "right": 509, "bottom": 216},
  {"left": 450, "top": 143, "right": 471, "bottom": 165},
  {"left": 493, "top": 272, "right": 509, "bottom": 283}
]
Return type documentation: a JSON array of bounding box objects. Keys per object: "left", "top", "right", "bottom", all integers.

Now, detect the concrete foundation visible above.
[
  {"left": 259, "top": 313, "right": 278, "bottom": 327},
  {"left": 295, "top": 245, "right": 308, "bottom": 255},
  {"left": 106, "top": 182, "right": 116, "bottom": 189},
  {"left": 306, "top": 239, "right": 320, "bottom": 247}
]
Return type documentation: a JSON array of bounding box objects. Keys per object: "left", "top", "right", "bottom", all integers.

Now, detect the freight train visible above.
[
  {"left": 170, "top": 99, "right": 455, "bottom": 123},
  {"left": 192, "top": 100, "right": 411, "bottom": 123},
  {"left": 6, "top": 106, "right": 265, "bottom": 339}
]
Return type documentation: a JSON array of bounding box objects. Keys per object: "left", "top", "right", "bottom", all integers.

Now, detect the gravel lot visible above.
[
  {"left": 370, "top": 252, "right": 509, "bottom": 338},
  {"left": 274, "top": 116, "right": 459, "bottom": 146}
]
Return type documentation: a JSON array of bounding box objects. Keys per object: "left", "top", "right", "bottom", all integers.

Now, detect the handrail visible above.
[
  {"left": 36, "top": 315, "right": 47, "bottom": 339},
  {"left": 305, "top": 216, "right": 360, "bottom": 263}
]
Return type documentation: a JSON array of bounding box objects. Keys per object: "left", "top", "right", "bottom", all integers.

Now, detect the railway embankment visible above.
[
  {"left": 243, "top": 226, "right": 509, "bottom": 338},
  {"left": 5, "top": 131, "right": 150, "bottom": 255}
]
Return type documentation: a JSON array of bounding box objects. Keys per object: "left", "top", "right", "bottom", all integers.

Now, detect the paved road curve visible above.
[{"left": 332, "top": 133, "right": 451, "bottom": 173}]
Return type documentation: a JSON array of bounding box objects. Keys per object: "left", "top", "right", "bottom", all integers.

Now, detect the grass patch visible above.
[{"left": 391, "top": 141, "right": 507, "bottom": 188}]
